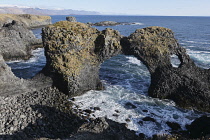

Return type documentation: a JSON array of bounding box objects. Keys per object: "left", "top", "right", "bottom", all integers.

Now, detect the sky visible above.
[{"left": 0, "top": 0, "right": 209, "bottom": 16}]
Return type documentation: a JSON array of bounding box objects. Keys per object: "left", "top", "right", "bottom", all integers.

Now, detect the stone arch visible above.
[{"left": 42, "top": 21, "right": 210, "bottom": 113}]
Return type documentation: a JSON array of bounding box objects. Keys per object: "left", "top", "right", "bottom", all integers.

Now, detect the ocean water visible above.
[{"left": 6, "top": 15, "right": 210, "bottom": 136}]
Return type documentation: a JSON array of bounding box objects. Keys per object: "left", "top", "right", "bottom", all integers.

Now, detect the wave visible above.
[
  {"left": 184, "top": 40, "right": 210, "bottom": 45},
  {"left": 126, "top": 56, "right": 142, "bottom": 66},
  {"left": 71, "top": 83, "right": 204, "bottom": 137},
  {"left": 130, "top": 22, "right": 144, "bottom": 25}
]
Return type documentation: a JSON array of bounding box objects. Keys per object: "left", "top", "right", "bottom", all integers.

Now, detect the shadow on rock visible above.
[
  {"left": 0, "top": 104, "right": 140, "bottom": 140},
  {"left": 0, "top": 105, "right": 84, "bottom": 139}
]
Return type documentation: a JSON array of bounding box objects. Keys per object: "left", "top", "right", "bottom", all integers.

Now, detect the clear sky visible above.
[{"left": 0, "top": 0, "right": 209, "bottom": 16}]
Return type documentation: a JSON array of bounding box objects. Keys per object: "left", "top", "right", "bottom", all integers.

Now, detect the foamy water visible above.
[
  {"left": 71, "top": 56, "right": 204, "bottom": 137},
  {"left": 6, "top": 16, "right": 210, "bottom": 137},
  {"left": 6, "top": 48, "right": 45, "bottom": 78}
]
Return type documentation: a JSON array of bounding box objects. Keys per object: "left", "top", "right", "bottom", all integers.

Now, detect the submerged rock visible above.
[
  {"left": 0, "top": 20, "right": 42, "bottom": 60},
  {"left": 123, "top": 26, "right": 210, "bottom": 112},
  {"left": 42, "top": 21, "right": 122, "bottom": 96}
]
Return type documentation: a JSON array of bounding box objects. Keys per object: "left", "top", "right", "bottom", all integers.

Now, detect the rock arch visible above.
[{"left": 42, "top": 21, "right": 210, "bottom": 112}]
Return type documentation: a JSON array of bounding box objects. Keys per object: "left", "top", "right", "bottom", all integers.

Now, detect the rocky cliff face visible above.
[
  {"left": 0, "top": 20, "right": 42, "bottom": 60},
  {"left": 0, "top": 14, "right": 51, "bottom": 28},
  {"left": 42, "top": 21, "right": 122, "bottom": 96},
  {"left": 123, "top": 26, "right": 210, "bottom": 112}
]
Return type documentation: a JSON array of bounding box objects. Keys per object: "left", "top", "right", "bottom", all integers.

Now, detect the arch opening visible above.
[{"left": 170, "top": 54, "right": 181, "bottom": 68}]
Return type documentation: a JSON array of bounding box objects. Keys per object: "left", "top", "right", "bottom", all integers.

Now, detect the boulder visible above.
[
  {"left": 0, "top": 20, "right": 42, "bottom": 60},
  {"left": 187, "top": 116, "right": 210, "bottom": 138},
  {"left": 122, "top": 26, "right": 210, "bottom": 112},
  {"left": 66, "top": 16, "right": 77, "bottom": 22},
  {"left": 42, "top": 21, "right": 122, "bottom": 96}
]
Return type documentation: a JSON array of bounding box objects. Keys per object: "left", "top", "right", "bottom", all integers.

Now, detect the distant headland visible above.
[{"left": 0, "top": 5, "right": 100, "bottom": 15}]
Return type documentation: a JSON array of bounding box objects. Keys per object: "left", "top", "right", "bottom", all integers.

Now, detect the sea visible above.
[{"left": 6, "top": 15, "right": 210, "bottom": 137}]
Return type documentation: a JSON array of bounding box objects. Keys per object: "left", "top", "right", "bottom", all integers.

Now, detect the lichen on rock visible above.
[
  {"left": 123, "top": 26, "right": 210, "bottom": 112},
  {"left": 42, "top": 21, "right": 122, "bottom": 96}
]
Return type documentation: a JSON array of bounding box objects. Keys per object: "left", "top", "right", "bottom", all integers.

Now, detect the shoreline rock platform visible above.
[{"left": 1, "top": 16, "right": 210, "bottom": 139}]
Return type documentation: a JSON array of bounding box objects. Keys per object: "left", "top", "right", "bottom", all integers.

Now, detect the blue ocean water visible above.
[{"left": 6, "top": 15, "right": 210, "bottom": 136}]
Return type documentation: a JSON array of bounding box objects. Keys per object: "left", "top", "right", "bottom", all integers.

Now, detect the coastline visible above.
[{"left": 0, "top": 14, "right": 210, "bottom": 139}]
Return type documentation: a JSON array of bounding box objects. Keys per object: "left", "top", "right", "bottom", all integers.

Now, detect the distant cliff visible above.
[
  {"left": 0, "top": 6, "right": 100, "bottom": 15},
  {"left": 0, "top": 14, "right": 51, "bottom": 28}
]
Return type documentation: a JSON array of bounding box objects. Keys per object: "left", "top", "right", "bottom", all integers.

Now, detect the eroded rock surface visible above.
[
  {"left": 42, "top": 22, "right": 210, "bottom": 112},
  {"left": 123, "top": 26, "right": 210, "bottom": 112},
  {"left": 0, "top": 20, "right": 42, "bottom": 60},
  {"left": 42, "top": 21, "right": 122, "bottom": 96}
]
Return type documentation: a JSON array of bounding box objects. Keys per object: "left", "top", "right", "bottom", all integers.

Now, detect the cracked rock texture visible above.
[
  {"left": 123, "top": 26, "right": 210, "bottom": 112},
  {"left": 42, "top": 21, "right": 122, "bottom": 96}
]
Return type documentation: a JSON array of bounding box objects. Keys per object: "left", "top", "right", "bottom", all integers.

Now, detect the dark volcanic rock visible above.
[
  {"left": 93, "top": 21, "right": 120, "bottom": 26},
  {"left": 90, "top": 21, "right": 138, "bottom": 26},
  {"left": 187, "top": 116, "right": 210, "bottom": 139},
  {"left": 142, "top": 117, "right": 156, "bottom": 122},
  {"left": 0, "top": 20, "right": 42, "bottom": 60},
  {"left": 66, "top": 16, "right": 77, "bottom": 22},
  {"left": 42, "top": 21, "right": 122, "bottom": 96},
  {"left": 166, "top": 121, "right": 181, "bottom": 131},
  {"left": 123, "top": 26, "right": 210, "bottom": 112}
]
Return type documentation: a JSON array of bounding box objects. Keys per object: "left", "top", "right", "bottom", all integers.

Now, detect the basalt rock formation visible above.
[
  {"left": 42, "top": 21, "right": 210, "bottom": 112},
  {"left": 42, "top": 21, "right": 122, "bottom": 96},
  {"left": 123, "top": 26, "right": 210, "bottom": 112},
  {"left": 0, "top": 20, "right": 42, "bottom": 60}
]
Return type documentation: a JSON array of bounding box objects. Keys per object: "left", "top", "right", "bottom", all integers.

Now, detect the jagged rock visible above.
[
  {"left": 0, "top": 20, "right": 42, "bottom": 60},
  {"left": 66, "top": 16, "right": 77, "bottom": 22},
  {"left": 42, "top": 21, "right": 122, "bottom": 96},
  {"left": 123, "top": 26, "right": 210, "bottom": 112}
]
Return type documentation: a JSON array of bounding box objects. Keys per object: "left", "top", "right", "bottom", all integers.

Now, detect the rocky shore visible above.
[
  {"left": 0, "top": 14, "right": 51, "bottom": 28},
  {"left": 1, "top": 17, "right": 210, "bottom": 139}
]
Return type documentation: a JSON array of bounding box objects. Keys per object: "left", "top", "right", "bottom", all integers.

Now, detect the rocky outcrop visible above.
[
  {"left": 92, "top": 21, "right": 120, "bottom": 26},
  {"left": 123, "top": 26, "right": 210, "bottom": 112},
  {"left": 66, "top": 16, "right": 77, "bottom": 22},
  {"left": 0, "top": 20, "right": 42, "bottom": 60},
  {"left": 42, "top": 21, "right": 122, "bottom": 96},
  {"left": 88, "top": 21, "right": 140, "bottom": 26},
  {"left": 0, "top": 14, "right": 51, "bottom": 28},
  {"left": 42, "top": 22, "right": 210, "bottom": 112}
]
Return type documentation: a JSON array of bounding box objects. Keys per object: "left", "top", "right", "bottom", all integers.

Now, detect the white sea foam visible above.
[
  {"left": 170, "top": 54, "right": 181, "bottom": 68},
  {"left": 27, "top": 48, "right": 44, "bottom": 63},
  {"left": 126, "top": 56, "right": 142, "bottom": 66},
  {"left": 131, "top": 22, "right": 144, "bottom": 25},
  {"left": 71, "top": 83, "right": 203, "bottom": 137}
]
